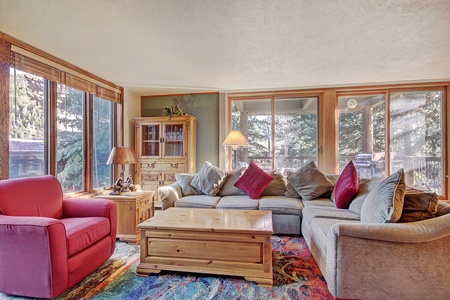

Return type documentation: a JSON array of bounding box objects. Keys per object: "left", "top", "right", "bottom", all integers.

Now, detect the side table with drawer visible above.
[{"left": 95, "top": 191, "right": 155, "bottom": 243}]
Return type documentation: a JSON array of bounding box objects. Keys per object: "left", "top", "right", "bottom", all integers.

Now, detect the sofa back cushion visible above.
[
  {"left": 398, "top": 187, "right": 439, "bottom": 222},
  {"left": 361, "top": 169, "right": 406, "bottom": 223},
  {"left": 218, "top": 168, "right": 246, "bottom": 196},
  {"left": 286, "top": 161, "right": 334, "bottom": 200},
  {"left": 0, "top": 175, "right": 63, "bottom": 218},
  {"left": 175, "top": 173, "right": 202, "bottom": 196},
  {"left": 191, "top": 161, "right": 228, "bottom": 196},
  {"left": 262, "top": 170, "right": 286, "bottom": 196}
]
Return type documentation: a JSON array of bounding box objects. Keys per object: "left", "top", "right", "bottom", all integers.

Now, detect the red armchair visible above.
[{"left": 0, "top": 175, "right": 117, "bottom": 299}]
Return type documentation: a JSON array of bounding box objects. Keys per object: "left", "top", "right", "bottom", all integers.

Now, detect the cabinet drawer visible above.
[
  {"left": 140, "top": 172, "right": 159, "bottom": 183},
  {"left": 140, "top": 162, "right": 185, "bottom": 172}
]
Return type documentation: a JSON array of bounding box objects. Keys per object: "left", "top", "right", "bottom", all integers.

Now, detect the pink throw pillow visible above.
[
  {"left": 234, "top": 162, "right": 274, "bottom": 199},
  {"left": 334, "top": 161, "right": 359, "bottom": 209}
]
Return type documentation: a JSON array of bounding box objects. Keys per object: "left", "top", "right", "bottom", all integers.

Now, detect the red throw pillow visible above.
[
  {"left": 234, "top": 162, "right": 274, "bottom": 199},
  {"left": 334, "top": 161, "right": 359, "bottom": 209}
]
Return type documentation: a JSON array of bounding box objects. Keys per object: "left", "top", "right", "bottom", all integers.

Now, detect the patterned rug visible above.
[{"left": 0, "top": 236, "right": 334, "bottom": 300}]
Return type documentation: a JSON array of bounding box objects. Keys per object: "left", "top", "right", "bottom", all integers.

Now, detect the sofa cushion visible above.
[
  {"left": 174, "top": 195, "right": 221, "bottom": 209},
  {"left": 175, "top": 173, "right": 202, "bottom": 196},
  {"left": 262, "top": 170, "right": 287, "bottom": 196},
  {"left": 398, "top": 187, "right": 439, "bottom": 222},
  {"left": 234, "top": 161, "right": 274, "bottom": 199},
  {"left": 61, "top": 217, "right": 110, "bottom": 256},
  {"left": 218, "top": 168, "right": 246, "bottom": 196},
  {"left": 361, "top": 169, "right": 406, "bottom": 223},
  {"left": 302, "top": 197, "right": 336, "bottom": 208},
  {"left": 191, "top": 161, "right": 228, "bottom": 196},
  {"left": 259, "top": 196, "right": 304, "bottom": 215},
  {"left": 302, "top": 206, "right": 361, "bottom": 227},
  {"left": 287, "top": 161, "right": 334, "bottom": 200},
  {"left": 348, "top": 179, "right": 381, "bottom": 214},
  {"left": 215, "top": 195, "right": 259, "bottom": 210},
  {"left": 332, "top": 161, "right": 359, "bottom": 209}
]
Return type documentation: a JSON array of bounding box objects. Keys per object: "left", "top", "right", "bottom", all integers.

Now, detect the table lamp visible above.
[
  {"left": 107, "top": 146, "right": 138, "bottom": 195},
  {"left": 222, "top": 130, "right": 248, "bottom": 169}
]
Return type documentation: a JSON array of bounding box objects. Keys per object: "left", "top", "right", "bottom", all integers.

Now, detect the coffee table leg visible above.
[{"left": 136, "top": 264, "right": 162, "bottom": 276}]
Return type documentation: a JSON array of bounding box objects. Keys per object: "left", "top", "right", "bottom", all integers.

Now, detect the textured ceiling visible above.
[{"left": 1, "top": 0, "right": 450, "bottom": 95}]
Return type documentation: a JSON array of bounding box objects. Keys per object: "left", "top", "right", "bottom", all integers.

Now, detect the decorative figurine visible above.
[{"left": 110, "top": 177, "right": 124, "bottom": 195}]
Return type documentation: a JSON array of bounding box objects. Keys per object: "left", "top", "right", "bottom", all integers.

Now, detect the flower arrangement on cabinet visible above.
[{"left": 162, "top": 104, "right": 186, "bottom": 120}]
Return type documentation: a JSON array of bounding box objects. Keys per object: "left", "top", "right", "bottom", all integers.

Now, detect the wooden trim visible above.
[
  {"left": 319, "top": 90, "right": 337, "bottom": 174},
  {"left": 140, "top": 92, "right": 219, "bottom": 98},
  {"left": 1, "top": 32, "right": 121, "bottom": 94},
  {"left": 49, "top": 81, "right": 58, "bottom": 176},
  {"left": 0, "top": 38, "right": 10, "bottom": 179},
  {"left": 85, "top": 93, "right": 94, "bottom": 192}
]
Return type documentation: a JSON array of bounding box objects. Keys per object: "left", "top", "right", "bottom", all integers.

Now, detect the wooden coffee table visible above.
[{"left": 137, "top": 207, "right": 274, "bottom": 286}]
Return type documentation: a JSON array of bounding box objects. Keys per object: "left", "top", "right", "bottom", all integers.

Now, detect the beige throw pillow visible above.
[
  {"left": 361, "top": 169, "right": 406, "bottom": 223},
  {"left": 262, "top": 170, "right": 287, "bottom": 196},
  {"left": 191, "top": 161, "right": 228, "bottom": 196},
  {"left": 287, "top": 161, "right": 334, "bottom": 200},
  {"left": 175, "top": 173, "right": 202, "bottom": 196},
  {"left": 218, "top": 168, "right": 246, "bottom": 196}
]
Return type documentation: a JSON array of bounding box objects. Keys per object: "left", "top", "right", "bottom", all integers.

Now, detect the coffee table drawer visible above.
[{"left": 147, "top": 238, "right": 262, "bottom": 263}]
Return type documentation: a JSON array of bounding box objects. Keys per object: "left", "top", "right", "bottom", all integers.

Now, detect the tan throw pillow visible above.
[
  {"left": 398, "top": 187, "right": 438, "bottom": 222},
  {"left": 361, "top": 169, "right": 406, "bottom": 223},
  {"left": 175, "top": 173, "right": 202, "bottom": 196},
  {"left": 218, "top": 168, "right": 246, "bottom": 196},
  {"left": 191, "top": 161, "right": 228, "bottom": 196},
  {"left": 262, "top": 170, "right": 287, "bottom": 196},
  {"left": 287, "top": 161, "right": 334, "bottom": 200}
]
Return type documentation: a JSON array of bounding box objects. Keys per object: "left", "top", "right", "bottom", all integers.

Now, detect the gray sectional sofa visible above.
[{"left": 158, "top": 164, "right": 450, "bottom": 299}]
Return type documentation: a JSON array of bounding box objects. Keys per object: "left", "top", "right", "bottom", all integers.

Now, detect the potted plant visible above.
[{"left": 162, "top": 104, "right": 185, "bottom": 120}]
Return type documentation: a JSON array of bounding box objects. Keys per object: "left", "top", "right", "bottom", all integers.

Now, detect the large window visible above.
[
  {"left": 93, "top": 96, "right": 114, "bottom": 188},
  {"left": 9, "top": 69, "right": 48, "bottom": 178},
  {"left": 231, "top": 96, "right": 318, "bottom": 171},
  {"left": 3, "top": 36, "right": 122, "bottom": 194},
  {"left": 390, "top": 90, "right": 443, "bottom": 194},
  {"left": 57, "top": 85, "right": 85, "bottom": 192},
  {"left": 338, "top": 90, "right": 444, "bottom": 194}
]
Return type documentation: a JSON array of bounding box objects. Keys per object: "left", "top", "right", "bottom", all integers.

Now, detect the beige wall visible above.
[{"left": 123, "top": 88, "right": 141, "bottom": 180}]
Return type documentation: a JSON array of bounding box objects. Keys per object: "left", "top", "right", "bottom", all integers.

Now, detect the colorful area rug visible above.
[{"left": 0, "top": 236, "right": 334, "bottom": 300}]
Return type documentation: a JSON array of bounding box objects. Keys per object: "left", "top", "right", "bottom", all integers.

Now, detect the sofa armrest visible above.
[
  {"left": 0, "top": 215, "right": 68, "bottom": 298},
  {"left": 329, "top": 212, "right": 450, "bottom": 243},
  {"left": 326, "top": 213, "right": 450, "bottom": 299},
  {"left": 158, "top": 183, "right": 182, "bottom": 210}
]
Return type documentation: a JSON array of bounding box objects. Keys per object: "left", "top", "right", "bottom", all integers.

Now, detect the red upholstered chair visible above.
[{"left": 0, "top": 175, "right": 117, "bottom": 299}]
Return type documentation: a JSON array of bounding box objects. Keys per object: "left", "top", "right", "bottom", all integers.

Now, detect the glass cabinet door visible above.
[
  {"left": 141, "top": 124, "right": 160, "bottom": 157},
  {"left": 163, "top": 123, "right": 184, "bottom": 157}
]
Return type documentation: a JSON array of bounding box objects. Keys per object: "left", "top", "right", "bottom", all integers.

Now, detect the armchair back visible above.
[{"left": 0, "top": 175, "right": 63, "bottom": 218}]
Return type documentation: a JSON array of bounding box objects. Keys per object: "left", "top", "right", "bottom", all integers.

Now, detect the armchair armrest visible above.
[
  {"left": 63, "top": 198, "right": 117, "bottom": 254},
  {"left": 63, "top": 198, "right": 117, "bottom": 219},
  {"left": 0, "top": 215, "right": 68, "bottom": 298},
  {"left": 158, "top": 182, "right": 182, "bottom": 210}
]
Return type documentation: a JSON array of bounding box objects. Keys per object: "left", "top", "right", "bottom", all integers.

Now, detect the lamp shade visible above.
[
  {"left": 106, "top": 147, "right": 137, "bottom": 165},
  {"left": 222, "top": 131, "right": 248, "bottom": 148}
]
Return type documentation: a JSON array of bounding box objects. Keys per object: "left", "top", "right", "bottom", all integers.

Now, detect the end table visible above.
[{"left": 95, "top": 191, "right": 155, "bottom": 243}]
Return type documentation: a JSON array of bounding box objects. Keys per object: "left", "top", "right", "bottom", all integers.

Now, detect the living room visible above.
[{"left": 1, "top": 1, "right": 450, "bottom": 299}]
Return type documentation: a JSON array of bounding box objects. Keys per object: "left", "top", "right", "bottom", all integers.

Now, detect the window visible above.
[
  {"left": 338, "top": 95, "right": 386, "bottom": 178},
  {"left": 338, "top": 90, "right": 444, "bottom": 194},
  {"left": 3, "top": 35, "right": 122, "bottom": 194},
  {"left": 231, "top": 96, "right": 318, "bottom": 171},
  {"left": 57, "top": 84, "right": 85, "bottom": 192},
  {"left": 9, "top": 69, "right": 48, "bottom": 178},
  {"left": 390, "top": 90, "right": 443, "bottom": 194},
  {"left": 93, "top": 96, "right": 114, "bottom": 188}
]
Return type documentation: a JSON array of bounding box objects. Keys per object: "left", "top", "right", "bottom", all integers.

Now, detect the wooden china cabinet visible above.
[{"left": 134, "top": 115, "right": 197, "bottom": 206}]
